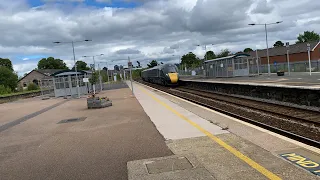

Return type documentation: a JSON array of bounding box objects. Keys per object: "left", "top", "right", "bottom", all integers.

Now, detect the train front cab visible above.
[{"left": 162, "top": 64, "right": 179, "bottom": 86}]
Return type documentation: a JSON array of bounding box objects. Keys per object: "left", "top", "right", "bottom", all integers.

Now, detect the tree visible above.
[
  {"left": 216, "top": 49, "right": 231, "bottom": 58},
  {"left": 136, "top": 61, "right": 141, "bottom": 68},
  {"left": 0, "top": 58, "right": 13, "bottom": 71},
  {"left": 38, "top": 57, "right": 68, "bottom": 69},
  {"left": 273, "top": 41, "right": 284, "bottom": 47},
  {"left": 243, "top": 48, "right": 253, "bottom": 53},
  {"left": 114, "top": 65, "right": 120, "bottom": 71},
  {"left": 204, "top": 51, "right": 216, "bottom": 60},
  {"left": 147, "top": 60, "right": 159, "bottom": 68},
  {"left": 161, "top": 62, "right": 164, "bottom": 64},
  {"left": 0, "top": 66, "right": 18, "bottom": 91},
  {"left": 103, "top": 67, "right": 108, "bottom": 71},
  {"left": 72, "top": 60, "right": 90, "bottom": 71},
  {"left": 181, "top": 52, "right": 201, "bottom": 68},
  {"left": 89, "top": 71, "right": 99, "bottom": 85},
  {"left": 119, "top": 65, "right": 124, "bottom": 70},
  {"left": 296, "top": 31, "right": 320, "bottom": 43}
]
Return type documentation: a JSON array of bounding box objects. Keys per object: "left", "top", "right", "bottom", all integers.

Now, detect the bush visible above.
[
  {"left": 27, "top": 83, "right": 39, "bottom": 91},
  {"left": 0, "top": 85, "right": 12, "bottom": 95}
]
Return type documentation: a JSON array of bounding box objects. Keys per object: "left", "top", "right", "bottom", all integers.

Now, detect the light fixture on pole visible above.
[
  {"left": 82, "top": 54, "right": 104, "bottom": 93},
  {"left": 307, "top": 43, "right": 312, "bottom": 76},
  {"left": 53, "top": 39, "right": 92, "bottom": 98},
  {"left": 248, "top": 21, "right": 282, "bottom": 76},
  {"left": 286, "top": 42, "right": 290, "bottom": 75}
]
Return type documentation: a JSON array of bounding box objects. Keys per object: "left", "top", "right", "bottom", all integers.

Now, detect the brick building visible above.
[
  {"left": 18, "top": 69, "right": 64, "bottom": 88},
  {"left": 248, "top": 41, "right": 320, "bottom": 64}
]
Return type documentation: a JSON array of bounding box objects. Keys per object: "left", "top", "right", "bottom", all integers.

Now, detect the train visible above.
[{"left": 141, "top": 63, "right": 179, "bottom": 86}]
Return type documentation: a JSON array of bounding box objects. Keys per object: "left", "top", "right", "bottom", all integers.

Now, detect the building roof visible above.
[
  {"left": 247, "top": 41, "right": 320, "bottom": 58},
  {"left": 51, "top": 70, "right": 93, "bottom": 76},
  {"left": 205, "top": 53, "right": 250, "bottom": 63},
  {"left": 18, "top": 69, "right": 65, "bottom": 82},
  {"left": 37, "top": 69, "right": 66, "bottom": 76}
]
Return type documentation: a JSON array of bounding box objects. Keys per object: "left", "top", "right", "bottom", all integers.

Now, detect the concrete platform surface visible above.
[
  {"left": 127, "top": 81, "right": 320, "bottom": 180},
  {"left": 180, "top": 72, "right": 320, "bottom": 89},
  {"left": 0, "top": 87, "right": 172, "bottom": 180}
]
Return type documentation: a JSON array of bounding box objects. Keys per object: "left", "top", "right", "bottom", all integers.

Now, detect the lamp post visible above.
[
  {"left": 83, "top": 54, "right": 104, "bottom": 93},
  {"left": 307, "top": 43, "right": 312, "bottom": 76},
  {"left": 286, "top": 42, "right": 290, "bottom": 75},
  {"left": 248, "top": 21, "right": 282, "bottom": 76},
  {"left": 53, "top": 39, "right": 92, "bottom": 98}
]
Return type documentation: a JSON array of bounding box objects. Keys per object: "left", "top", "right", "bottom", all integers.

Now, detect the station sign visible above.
[
  {"left": 83, "top": 78, "right": 89, "bottom": 82},
  {"left": 128, "top": 62, "right": 133, "bottom": 68},
  {"left": 280, "top": 153, "right": 320, "bottom": 176}
]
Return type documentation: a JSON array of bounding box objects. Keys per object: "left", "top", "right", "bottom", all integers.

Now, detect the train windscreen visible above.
[{"left": 163, "top": 65, "right": 178, "bottom": 74}]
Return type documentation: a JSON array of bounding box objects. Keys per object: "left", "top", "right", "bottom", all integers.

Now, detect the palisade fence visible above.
[{"left": 178, "top": 59, "right": 320, "bottom": 76}]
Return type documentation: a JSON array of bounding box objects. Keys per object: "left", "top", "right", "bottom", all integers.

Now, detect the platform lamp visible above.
[
  {"left": 286, "top": 42, "right": 290, "bottom": 75},
  {"left": 53, "top": 39, "right": 92, "bottom": 98},
  {"left": 307, "top": 43, "right": 312, "bottom": 76},
  {"left": 248, "top": 21, "right": 283, "bottom": 76}
]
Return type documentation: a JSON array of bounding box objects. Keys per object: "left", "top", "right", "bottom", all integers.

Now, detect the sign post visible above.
[{"left": 128, "top": 57, "right": 134, "bottom": 94}]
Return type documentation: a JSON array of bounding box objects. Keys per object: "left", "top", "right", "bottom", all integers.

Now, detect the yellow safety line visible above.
[{"left": 138, "top": 86, "right": 282, "bottom": 180}]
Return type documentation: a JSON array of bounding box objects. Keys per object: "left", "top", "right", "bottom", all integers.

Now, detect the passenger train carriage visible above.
[{"left": 141, "top": 63, "right": 179, "bottom": 86}]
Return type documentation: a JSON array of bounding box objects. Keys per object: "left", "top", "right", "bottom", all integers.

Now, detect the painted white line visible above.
[{"left": 136, "top": 81, "right": 320, "bottom": 154}]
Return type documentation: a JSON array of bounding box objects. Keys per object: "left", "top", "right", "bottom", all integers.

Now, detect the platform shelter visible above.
[{"left": 204, "top": 53, "right": 251, "bottom": 77}]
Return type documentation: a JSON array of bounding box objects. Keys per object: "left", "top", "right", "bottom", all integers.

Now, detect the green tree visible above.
[
  {"left": 243, "top": 48, "right": 253, "bottom": 53},
  {"left": 181, "top": 52, "right": 201, "bottom": 68},
  {"left": 73, "top": 60, "right": 90, "bottom": 71},
  {"left": 0, "top": 66, "right": 18, "bottom": 91},
  {"left": 38, "top": 57, "right": 68, "bottom": 69},
  {"left": 89, "top": 71, "right": 99, "bottom": 85},
  {"left": 273, "top": 41, "right": 284, "bottom": 47},
  {"left": 216, "top": 49, "right": 232, "bottom": 58},
  {"left": 0, "top": 58, "right": 13, "bottom": 71},
  {"left": 296, "top": 31, "right": 320, "bottom": 43},
  {"left": 204, "top": 51, "right": 216, "bottom": 60},
  {"left": 147, "top": 60, "right": 159, "bottom": 68}
]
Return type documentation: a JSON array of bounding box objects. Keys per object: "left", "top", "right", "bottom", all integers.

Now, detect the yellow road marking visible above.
[{"left": 138, "top": 86, "right": 282, "bottom": 180}]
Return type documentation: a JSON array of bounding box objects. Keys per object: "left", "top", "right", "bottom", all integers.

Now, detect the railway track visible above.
[{"left": 136, "top": 80, "right": 320, "bottom": 148}]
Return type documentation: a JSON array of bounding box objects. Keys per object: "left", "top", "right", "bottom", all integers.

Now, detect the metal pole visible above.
[
  {"left": 255, "top": 49, "right": 259, "bottom": 75},
  {"left": 129, "top": 56, "right": 133, "bottom": 94},
  {"left": 205, "top": 45, "right": 207, "bottom": 61},
  {"left": 307, "top": 44, "right": 312, "bottom": 76},
  {"left": 92, "top": 56, "right": 96, "bottom": 94},
  {"left": 287, "top": 49, "right": 290, "bottom": 75},
  {"left": 72, "top": 41, "right": 80, "bottom": 98},
  {"left": 98, "top": 64, "right": 102, "bottom": 91},
  {"left": 265, "top": 24, "right": 271, "bottom": 76}
]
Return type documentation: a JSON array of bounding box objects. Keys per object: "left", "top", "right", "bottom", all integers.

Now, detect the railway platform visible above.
[
  {"left": 0, "top": 85, "right": 172, "bottom": 180},
  {"left": 127, "top": 81, "right": 320, "bottom": 180},
  {"left": 180, "top": 72, "right": 320, "bottom": 89}
]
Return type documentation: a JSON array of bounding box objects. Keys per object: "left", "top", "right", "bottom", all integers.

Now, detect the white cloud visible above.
[
  {"left": 1, "top": 0, "right": 320, "bottom": 76},
  {"left": 22, "top": 58, "right": 29, "bottom": 61}
]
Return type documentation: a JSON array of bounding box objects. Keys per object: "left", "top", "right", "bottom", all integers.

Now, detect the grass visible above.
[{"left": 0, "top": 89, "right": 41, "bottom": 98}]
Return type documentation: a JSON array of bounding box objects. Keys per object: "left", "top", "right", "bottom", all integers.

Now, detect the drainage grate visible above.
[{"left": 58, "top": 117, "right": 87, "bottom": 124}]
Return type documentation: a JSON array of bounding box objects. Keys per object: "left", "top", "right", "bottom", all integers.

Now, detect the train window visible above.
[{"left": 163, "top": 65, "right": 177, "bottom": 74}]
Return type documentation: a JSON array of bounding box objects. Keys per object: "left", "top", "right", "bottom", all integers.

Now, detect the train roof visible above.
[{"left": 142, "top": 63, "right": 176, "bottom": 72}]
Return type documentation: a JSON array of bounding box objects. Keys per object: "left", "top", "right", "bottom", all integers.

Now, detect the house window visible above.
[{"left": 23, "top": 83, "right": 27, "bottom": 87}]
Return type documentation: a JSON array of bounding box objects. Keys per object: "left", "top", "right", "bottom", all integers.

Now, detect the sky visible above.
[{"left": 0, "top": 0, "right": 319, "bottom": 76}]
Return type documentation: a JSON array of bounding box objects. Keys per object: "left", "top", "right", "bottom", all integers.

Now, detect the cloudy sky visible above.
[{"left": 0, "top": 0, "right": 319, "bottom": 76}]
